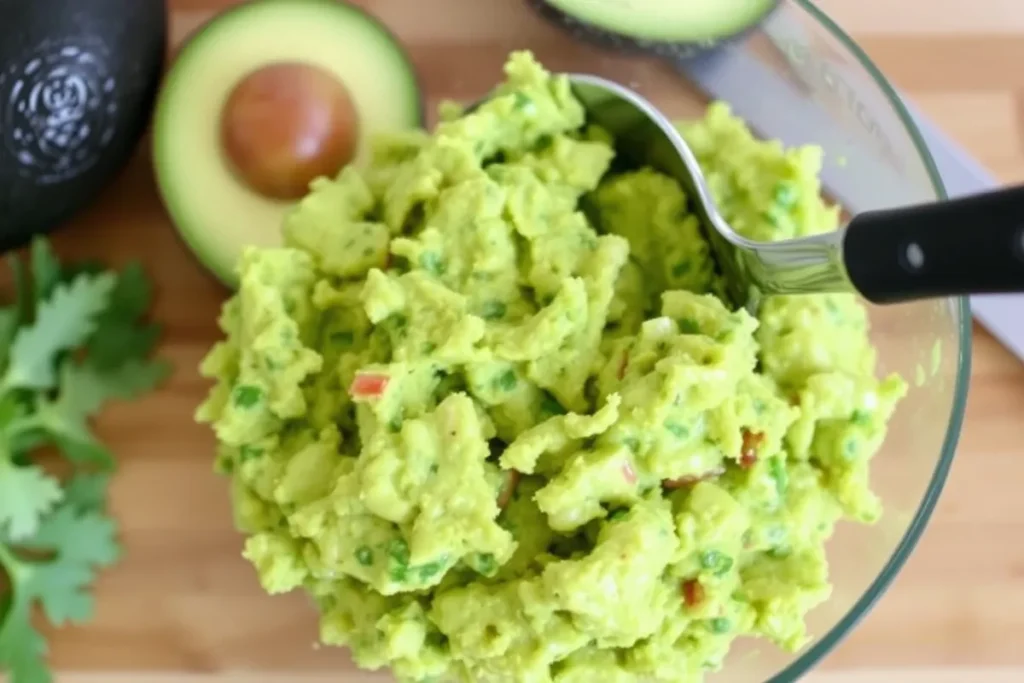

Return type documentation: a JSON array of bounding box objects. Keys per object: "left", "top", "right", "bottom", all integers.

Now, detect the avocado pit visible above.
[{"left": 220, "top": 61, "right": 358, "bottom": 200}]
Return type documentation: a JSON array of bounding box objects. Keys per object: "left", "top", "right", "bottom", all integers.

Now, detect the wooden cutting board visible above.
[{"left": 30, "top": 0, "right": 1024, "bottom": 681}]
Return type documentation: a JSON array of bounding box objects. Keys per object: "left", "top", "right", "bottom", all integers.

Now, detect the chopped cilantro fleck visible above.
[
  {"left": 330, "top": 330, "right": 355, "bottom": 346},
  {"left": 355, "top": 546, "right": 374, "bottom": 566},
  {"left": 700, "top": 550, "right": 734, "bottom": 576},
  {"left": 420, "top": 252, "right": 446, "bottom": 276},
  {"left": 665, "top": 421, "right": 689, "bottom": 439},
  {"left": 513, "top": 92, "right": 534, "bottom": 111},
  {"left": 472, "top": 552, "right": 498, "bottom": 576},
  {"left": 495, "top": 370, "right": 517, "bottom": 392},
  {"left": 768, "top": 455, "right": 788, "bottom": 496},
  {"left": 773, "top": 181, "right": 798, "bottom": 208},
  {"left": 481, "top": 300, "right": 507, "bottom": 320},
  {"left": 426, "top": 631, "right": 449, "bottom": 649},
  {"left": 709, "top": 617, "right": 732, "bottom": 634},
  {"left": 677, "top": 318, "right": 700, "bottom": 334},
  {"left": 416, "top": 560, "right": 446, "bottom": 581},
  {"left": 238, "top": 445, "right": 262, "bottom": 461},
  {"left": 539, "top": 391, "right": 566, "bottom": 416},
  {"left": 387, "top": 538, "right": 410, "bottom": 565},
  {"left": 232, "top": 384, "right": 262, "bottom": 408},
  {"left": 608, "top": 508, "right": 629, "bottom": 522},
  {"left": 761, "top": 209, "right": 781, "bottom": 227},
  {"left": 672, "top": 260, "right": 692, "bottom": 277}
]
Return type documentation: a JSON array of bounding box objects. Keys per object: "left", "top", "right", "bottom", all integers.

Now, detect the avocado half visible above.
[
  {"left": 153, "top": 0, "right": 422, "bottom": 288},
  {"left": 529, "top": 0, "right": 781, "bottom": 59}
]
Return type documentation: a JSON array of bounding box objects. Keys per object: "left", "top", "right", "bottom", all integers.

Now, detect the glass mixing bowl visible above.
[{"left": 338, "top": 0, "right": 969, "bottom": 680}]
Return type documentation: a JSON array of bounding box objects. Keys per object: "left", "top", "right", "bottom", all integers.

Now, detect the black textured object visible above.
[
  {"left": 525, "top": 0, "right": 781, "bottom": 63},
  {"left": 843, "top": 185, "right": 1024, "bottom": 303},
  {"left": 0, "top": 0, "right": 167, "bottom": 251}
]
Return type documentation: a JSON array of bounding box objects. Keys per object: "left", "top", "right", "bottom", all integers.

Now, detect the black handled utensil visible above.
[{"left": 532, "top": 74, "right": 1024, "bottom": 306}]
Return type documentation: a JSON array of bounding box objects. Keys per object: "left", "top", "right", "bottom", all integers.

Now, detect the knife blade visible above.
[{"left": 676, "top": 11, "right": 1023, "bottom": 361}]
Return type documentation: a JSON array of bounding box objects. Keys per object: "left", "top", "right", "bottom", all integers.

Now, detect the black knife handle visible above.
[{"left": 843, "top": 185, "right": 1024, "bottom": 303}]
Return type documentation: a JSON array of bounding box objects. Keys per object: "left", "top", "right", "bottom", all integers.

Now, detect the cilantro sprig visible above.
[{"left": 0, "top": 237, "right": 169, "bottom": 683}]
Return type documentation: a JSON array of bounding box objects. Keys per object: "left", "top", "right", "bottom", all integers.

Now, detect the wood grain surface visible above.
[{"left": 22, "top": 0, "right": 1024, "bottom": 681}]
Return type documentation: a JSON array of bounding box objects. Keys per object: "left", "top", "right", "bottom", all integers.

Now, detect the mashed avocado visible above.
[{"left": 197, "top": 51, "right": 908, "bottom": 683}]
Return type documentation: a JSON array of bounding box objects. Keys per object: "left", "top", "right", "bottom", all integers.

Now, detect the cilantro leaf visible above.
[
  {"left": 0, "top": 460, "right": 62, "bottom": 541},
  {"left": 0, "top": 500, "right": 120, "bottom": 683},
  {"left": 87, "top": 322, "right": 162, "bottom": 370},
  {"left": 63, "top": 473, "right": 111, "bottom": 512},
  {"left": 27, "top": 359, "right": 170, "bottom": 469},
  {"left": 6, "top": 253, "right": 30, "bottom": 326},
  {"left": 14, "top": 503, "right": 120, "bottom": 625},
  {"left": 60, "top": 441, "right": 115, "bottom": 470},
  {"left": 3, "top": 273, "right": 116, "bottom": 391},
  {"left": 0, "top": 308, "right": 18, "bottom": 370},
  {"left": 29, "top": 237, "right": 61, "bottom": 306},
  {"left": 55, "top": 358, "right": 172, "bottom": 420},
  {"left": 86, "top": 262, "right": 162, "bottom": 369},
  {"left": 0, "top": 596, "right": 49, "bottom": 683},
  {"left": 0, "top": 393, "right": 27, "bottom": 427},
  {"left": 104, "top": 262, "right": 152, "bottom": 321},
  {"left": 0, "top": 239, "right": 166, "bottom": 683}
]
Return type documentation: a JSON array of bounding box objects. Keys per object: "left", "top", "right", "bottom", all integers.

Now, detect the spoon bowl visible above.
[
  {"left": 481, "top": 73, "right": 1024, "bottom": 307},
  {"left": 564, "top": 73, "right": 850, "bottom": 308}
]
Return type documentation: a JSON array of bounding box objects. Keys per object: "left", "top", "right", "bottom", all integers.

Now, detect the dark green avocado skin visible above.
[
  {"left": 0, "top": 0, "right": 167, "bottom": 251},
  {"left": 526, "top": 0, "right": 781, "bottom": 62}
]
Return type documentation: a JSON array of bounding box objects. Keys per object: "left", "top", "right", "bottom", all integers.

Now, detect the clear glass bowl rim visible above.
[{"left": 766, "top": 2, "right": 970, "bottom": 680}]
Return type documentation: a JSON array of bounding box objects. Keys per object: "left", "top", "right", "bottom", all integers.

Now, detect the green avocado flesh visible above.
[
  {"left": 197, "top": 50, "right": 909, "bottom": 683},
  {"left": 544, "top": 0, "right": 778, "bottom": 43},
  {"left": 152, "top": 0, "right": 422, "bottom": 288}
]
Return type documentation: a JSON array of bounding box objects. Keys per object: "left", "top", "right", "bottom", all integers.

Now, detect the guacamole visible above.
[{"left": 197, "top": 51, "right": 908, "bottom": 683}]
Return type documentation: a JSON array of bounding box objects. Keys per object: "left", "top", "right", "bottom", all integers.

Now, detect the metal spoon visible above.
[{"left": 507, "top": 74, "right": 1024, "bottom": 306}]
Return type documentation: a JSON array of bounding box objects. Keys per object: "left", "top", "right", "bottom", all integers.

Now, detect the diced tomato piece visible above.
[
  {"left": 681, "top": 579, "right": 705, "bottom": 607},
  {"left": 662, "top": 466, "right": 725, "bottom": 489},
  {"left": 622, "top": 462, "right": 637, "bottom": 485},
  {"left": 497, "top": 470, "right": 520, "bottom": 509},
  {"left": 350, "top": 372, "right": 389, "bottom": 398},
  {"left": 740, "top": 429, "right": 765, "bottom": 468}
]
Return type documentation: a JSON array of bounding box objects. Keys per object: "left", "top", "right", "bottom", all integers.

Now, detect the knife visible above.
[{"left": 676, "top": 10, "right": 1024, "bottom": 361}]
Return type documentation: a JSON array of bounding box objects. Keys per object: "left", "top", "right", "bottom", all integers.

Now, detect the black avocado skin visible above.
[{"left": 0, "top": 0, "right": 167, "bottom": 251}]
